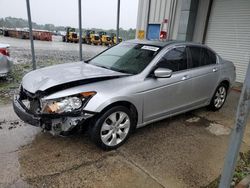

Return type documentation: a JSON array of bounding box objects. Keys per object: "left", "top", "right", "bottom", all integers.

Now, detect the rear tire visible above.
[
  {"left": 89, "top": 106, "right": 134, "bottom": 150},
  {"left": 209, "top": 83, "right": 228, "bottom": 111}
]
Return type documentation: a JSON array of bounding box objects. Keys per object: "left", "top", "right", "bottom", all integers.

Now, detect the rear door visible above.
[{"left": 186, "top": 46, "right": 220, "bottom": 105}]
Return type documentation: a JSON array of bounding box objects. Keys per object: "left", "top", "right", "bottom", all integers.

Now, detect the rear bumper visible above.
[
  {"left": 0, "top": 56, "right": 12, "bottom": 77},
  {"left": 13, "top": 95, "right": 41, "bottom": 126}
]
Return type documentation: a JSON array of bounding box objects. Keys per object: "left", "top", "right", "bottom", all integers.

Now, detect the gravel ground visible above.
[
  {"left": 1, "top": 35, "right": 106, "bottom": 64},
  {"left": 0, "top": 35, "right": 106, "bottom": 104}
]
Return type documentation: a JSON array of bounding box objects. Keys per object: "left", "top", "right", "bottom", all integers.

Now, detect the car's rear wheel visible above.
[
  {"left": 209, "top": 83, "right": 228, "bottom": 111},
  {"left": 90, "top": 106, "right": 134, "bottom": 150}
]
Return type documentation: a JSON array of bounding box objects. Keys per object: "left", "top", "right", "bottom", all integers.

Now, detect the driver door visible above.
[{"left": 142, "top": 46, "right": 194, "bottom": 123}]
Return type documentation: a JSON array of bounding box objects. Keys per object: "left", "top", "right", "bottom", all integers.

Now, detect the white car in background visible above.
[{"left": 0, "top": 43, "right": 12, "bottom": 77}]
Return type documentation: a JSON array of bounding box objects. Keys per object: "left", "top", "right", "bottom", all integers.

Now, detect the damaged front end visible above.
[{"left": 13, "top": 86, "right": 96, "bottom": 135}]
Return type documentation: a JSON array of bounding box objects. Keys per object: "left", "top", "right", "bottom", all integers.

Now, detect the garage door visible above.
[{"left": 205, "top": 0, "right": 250, "bottom": 82}]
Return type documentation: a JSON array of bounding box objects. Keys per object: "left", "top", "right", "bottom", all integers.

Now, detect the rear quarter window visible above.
[{"left": 205, "top": 48, "right": 217, "bottom": 65}]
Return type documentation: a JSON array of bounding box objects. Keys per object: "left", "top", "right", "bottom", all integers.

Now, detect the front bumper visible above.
[
  {"left": 13, "top": 95, "right": 41, "bottom": 126},
  {"left": 13, "top": 94, "right": 96, "bottom": 131}
]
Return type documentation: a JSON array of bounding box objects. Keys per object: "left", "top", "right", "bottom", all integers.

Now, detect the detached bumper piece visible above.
[{"left": 13, "top": 95, "right": 41, "bottom": 126}]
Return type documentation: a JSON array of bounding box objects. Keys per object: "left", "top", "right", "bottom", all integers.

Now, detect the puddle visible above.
[
  {"left": 185, "top": 115, "right": 210, "bottom": 127},
  {"left": 185, "top": 115, "right": 231, "bottom": 136}
]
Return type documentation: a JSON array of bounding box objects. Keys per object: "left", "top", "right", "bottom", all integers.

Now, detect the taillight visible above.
[{"left": 0, "top": 48, "right": 9, "bottom": 56}]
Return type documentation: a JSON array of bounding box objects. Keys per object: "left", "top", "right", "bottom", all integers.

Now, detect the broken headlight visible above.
[{"left": 41, "top": 91, "right": 96, "bottom": 114}]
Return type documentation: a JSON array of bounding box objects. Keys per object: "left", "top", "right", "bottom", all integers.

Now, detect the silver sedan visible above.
[{"left": 13, "top": 40, "right": 236, "bottom": 150}]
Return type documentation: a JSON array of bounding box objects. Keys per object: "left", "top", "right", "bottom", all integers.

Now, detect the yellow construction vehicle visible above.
[
  {"left": 91, "top": 34, "right": 101, "bottom": 45},
  {"left": 82, "top": 30, "right": 95, "bottom": 44},
  {"left": 62, "top": 27, "right": 79, "bottom": 43},
  {"left": 110, "top": 33, "right": 122, "bottom": 45},
  {"left": 98, "top": 31, "right": 112, "bottom": 46}
]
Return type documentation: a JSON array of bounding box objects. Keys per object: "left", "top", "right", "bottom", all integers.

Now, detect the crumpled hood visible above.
[{"left": 22, "top": 62, "right": 127, "bottom": 93}]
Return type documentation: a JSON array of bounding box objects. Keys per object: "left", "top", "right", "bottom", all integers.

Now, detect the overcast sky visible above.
[{"left": 0, "top": 0, "right": 139, "bottom": 29}]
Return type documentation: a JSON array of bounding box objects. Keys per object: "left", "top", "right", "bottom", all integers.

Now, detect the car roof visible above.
[{"left": 125, "top": 39, "right": 204, "bottom": 48}]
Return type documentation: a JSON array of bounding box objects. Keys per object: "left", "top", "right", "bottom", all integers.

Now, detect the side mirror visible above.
[{"left": 154, "top": 68, "right": 172, "bottom": 78}]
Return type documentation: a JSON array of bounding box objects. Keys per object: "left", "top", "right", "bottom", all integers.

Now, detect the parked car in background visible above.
[
  {"left": 0, "top": 43, "right": 12, "bottom": 77},
  {"left": 13, "top": 40, "right": 236, "bottom": 150}
]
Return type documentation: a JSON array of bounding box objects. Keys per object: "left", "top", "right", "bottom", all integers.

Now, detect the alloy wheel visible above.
[
  {"left": 214, "top": 86, "right": 226, "bottom": 108},
  {"left": 100, "top": 111, "right": 130, "bottom": 146}
]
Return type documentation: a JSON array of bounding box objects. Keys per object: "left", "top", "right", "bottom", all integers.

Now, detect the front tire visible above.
[
  {"left": 90, "top": 106, "right": 134, "bottom": 150},
  {"left": 209, "top": 83, "right": 228, "bottom": 111}
]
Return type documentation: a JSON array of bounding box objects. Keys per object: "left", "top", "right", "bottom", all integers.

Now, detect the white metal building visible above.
[{"left": 136, "top": 0, "right": 250, "bottom": 82}]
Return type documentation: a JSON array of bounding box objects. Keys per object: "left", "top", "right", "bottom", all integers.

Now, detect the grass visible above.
[
  {"left": 0, "top": 60, "right": 63, "bottom": 105},
  {"left": 204, "top": 151, "right": 250, "bottom": 188}
]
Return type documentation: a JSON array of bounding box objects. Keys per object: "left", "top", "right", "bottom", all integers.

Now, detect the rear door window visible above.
[
  {"left": 188, "top": 46, "right": 217, "bottom": 68},
  {"left": 188, "top": 46, "right": 201, "bottom": 68},
  {"left": 203, "top": 48, "right": 217, "bottom": 65},
  {"left": 158, "top": 47, "right": 188, "bottom": 72}
]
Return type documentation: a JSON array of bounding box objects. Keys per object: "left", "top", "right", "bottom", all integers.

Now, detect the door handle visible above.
[
  {"left": 181, "top": 75, "right": 189, "bottom": 81},
  {"left": 213, "top": 67, "right": 218, "bottom": 72}
]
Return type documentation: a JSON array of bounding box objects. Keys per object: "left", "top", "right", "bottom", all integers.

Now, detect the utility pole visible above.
[
  {"left": 219, "top": 62, "right": 250, "bottom": 187},
  {"left": 26, "top": 0, "right": 36, "bottom": 70},
  {"left": 78, "top": 0, "right": 83, "bottom": 61},
  {"left": 116, "top": 0, "right": 120, "bottom": 44}
]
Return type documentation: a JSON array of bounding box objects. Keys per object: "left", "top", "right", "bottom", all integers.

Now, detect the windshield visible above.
[{"left": 88, "top": 43, "right": 161, "bottom": 74}]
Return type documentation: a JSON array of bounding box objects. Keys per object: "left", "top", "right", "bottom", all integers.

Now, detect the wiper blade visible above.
[
  {"left": 93, "top": 64, "right": 110, "bottom": 70},
  {"left": 93, "top": 64, "right": 133, "bottom": 74},
  {"left": 109, "top": 67, "right": 133, "bottom": 75}
]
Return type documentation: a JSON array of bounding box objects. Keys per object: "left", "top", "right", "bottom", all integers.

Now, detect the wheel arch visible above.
[
  {"left": 209, "top": 79, "right": 230, "bottom": 104},
  {"left": 98, "top": 100, "right": 139, "bottom": 126},
  {"left": 220, "top": 80, "right": 230, "bottom": 90}
]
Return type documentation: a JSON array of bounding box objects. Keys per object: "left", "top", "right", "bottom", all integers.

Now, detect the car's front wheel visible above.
[
  {"left": 209, "top": 83, "right": 228, "bottom": 111},
  {"left": 90, "top": 106, "right": 134, "bottom": 150}
]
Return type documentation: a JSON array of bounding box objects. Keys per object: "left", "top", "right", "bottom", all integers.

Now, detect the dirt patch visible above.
[{"left": 17, "top": 133, "right": 162, "bottom": 188}]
